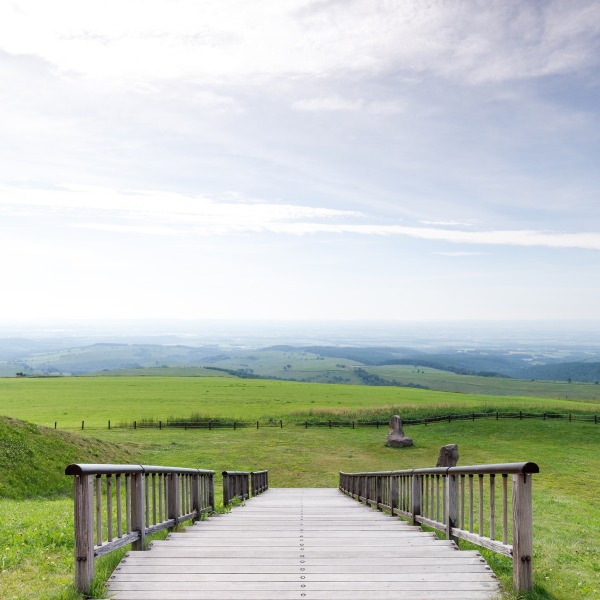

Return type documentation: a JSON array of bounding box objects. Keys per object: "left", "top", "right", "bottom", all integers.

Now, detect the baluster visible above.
[
  {"left": 430, "top": 475, "right": 435, "bottom": 518},
  {"left": 125, "top": 474, "right": 131, "bottom": 534},
  {"left": 95, "top": 475, "right": 103, "bottom": 546},
  {"left": 469, "top": 475, "right": 474, "bottom": 533},
  {"left": 106, "top": 474, "right": 113, "bottom": 542},
  {"left": 460, "top": 474, "right": 465, "bottom": 529},
  {"left": 479, "top": 474, "right": 484, "bottom": 537},
  {"left": 145, "top": 474, "right": 150, "bottom": 529},
  {"left": 164, "top": 473, "right": 169, "bottom": 519},
  {"left": 442, "top": 474, "right": 447, "bottom": 523},
  {"left": 150, "top": 473, "right": 156, "bottom": 525},
  {"left": 502, "top": 474, "right": 508, "bottom": 544},
  {"left": 423, "top": 475, "right": 428, "bottom": 517},
  {"left": 158, "top": 473, "right": 163, "bottom": 522},
  {"left": 490, "top": 474, "right": 496, "bottom": 540},
  {"left": 116, "top": 474, "right": 123, "bottom": 538},
  {"left": 436, "top": 475, "right": 440, "bottom": 523}
]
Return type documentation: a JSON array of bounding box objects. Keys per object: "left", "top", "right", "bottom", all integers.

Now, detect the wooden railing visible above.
[
  {"left": 340, "top": 461, "right": 539, "bottom": 592},
  {"left": 222, "top": 470, "right": 269, "bottom": 505},
  {"left": 65, "top": 463, "right": 215, "bottom": 593},
  {"left": 251, "top": 470, "right": 269, "bottom": 496}
]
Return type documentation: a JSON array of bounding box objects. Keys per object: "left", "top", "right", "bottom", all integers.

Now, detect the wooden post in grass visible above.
[
  {"left": 512, "top": 472, "right": 534, "bottom": 591},
  {"left": 73, "top": 474, "right": 94, "bottom": 593}
]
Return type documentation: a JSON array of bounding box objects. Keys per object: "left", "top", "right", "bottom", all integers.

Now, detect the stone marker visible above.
[
  {"left": 436, "top": 443, "right": 459, "bottom": 467},
  {"left": 385, "top": 415, "right": 413, "bottom": 447}
]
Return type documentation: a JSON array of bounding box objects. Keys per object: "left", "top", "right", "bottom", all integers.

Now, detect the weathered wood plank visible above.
[{"left": 108, "top": 488, "right": 500, "bottom": 599}]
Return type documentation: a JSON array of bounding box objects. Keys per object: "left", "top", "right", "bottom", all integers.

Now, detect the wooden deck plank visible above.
[{"left": 108, "top": 488, "right": 501, "bottom": 600}]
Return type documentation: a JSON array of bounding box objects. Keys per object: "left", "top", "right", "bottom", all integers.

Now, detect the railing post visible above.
[
  {"left": 391, "top": 475, "right": 398, "bottom": 515},
  {"left": 446, "top": 471, "right": 459, "bottom": 542},
  {"left": 168, "top": 473, "right": 180, "bottom": 526},
  {"left": 411, "top": 472, "right": 421, "bottom": 526},
  {"left": 223, "top": 472, "right": 231, "bottom": 505},
  {"left": 512, "top": 472, "right": 534, "bottom": 591},
  {"left": 208, "top": 472, "right": 215, "bottom": 512},
  {"left": 376, "top": 475, "right": 383, "bottom": 510},
  {"left": 73, "top": 474, "right": 94, "bottom": 593},
  {"left": 131, "top": 472, "right": 146, "bottom": 551},
  {"left": 191, "top": 473, "right": 200, "bottom": 518},
  {"left": 243, "top": 473, "right": 249, "bottom": 500}
]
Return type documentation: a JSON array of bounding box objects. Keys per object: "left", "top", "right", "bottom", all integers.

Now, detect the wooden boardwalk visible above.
[{"left": 107, "top": 488, "right": 501, "bottom": 599}]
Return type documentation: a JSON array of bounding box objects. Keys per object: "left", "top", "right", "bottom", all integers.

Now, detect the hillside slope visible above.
[{"left": 0, "top": 416, "right": 132, "bottom": 499}]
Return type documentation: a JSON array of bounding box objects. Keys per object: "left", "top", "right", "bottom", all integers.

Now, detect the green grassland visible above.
[
  {"left": 362, "top": 365, "right": 600, "bottom": 401},
  {"left": 1, "top": 376, "right": 600, "bottom": 430},
  {"left": 1, "top": 375, "right": 600, "bottom": 599}
]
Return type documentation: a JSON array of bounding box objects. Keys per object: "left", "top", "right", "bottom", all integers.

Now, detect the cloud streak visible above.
[{"left": 4, "top": 186, "right": 600, "bottom": 250}]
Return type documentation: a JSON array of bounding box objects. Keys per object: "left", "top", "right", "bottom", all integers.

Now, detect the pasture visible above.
[
  {"left": 1, "top": 375, "right": 599, "bottom": 430},
  {"left": 0, "top": 375, "right": 599, "bottom": 598}
]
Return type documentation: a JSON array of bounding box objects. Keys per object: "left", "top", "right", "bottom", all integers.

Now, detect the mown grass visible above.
[{"left": 1, "top": 376, "right": 599, "bottom": 430}]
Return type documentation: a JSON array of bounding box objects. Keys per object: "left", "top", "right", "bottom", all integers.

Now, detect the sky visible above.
[{"left": 1, "top": 0, "right": 600, "bottom": 323}]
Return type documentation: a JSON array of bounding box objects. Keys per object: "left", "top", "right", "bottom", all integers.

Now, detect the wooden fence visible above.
[
  {"left": 53, "top": 410, "right": 598, "bottom": 430},
  {"left": 65, "top": 463, "right": 269, "bottom": 594},
  {"left": 339, "top": 461, "right": 539, "bottom": 592}
]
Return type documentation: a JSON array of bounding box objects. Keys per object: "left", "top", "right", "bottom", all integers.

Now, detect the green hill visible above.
[{"left": 0, "top": 416, "right": 132, "bottom": 499}]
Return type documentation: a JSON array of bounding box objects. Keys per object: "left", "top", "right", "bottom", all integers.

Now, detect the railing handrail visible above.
[
  {"left": 340, "top": 460, "right": 538, "bottom": 593},
  {"left": 340, "top": 461, "right": 539, "bottom": 478},
  {"left": 65, "top": 463, "right": 215, "bottom": 476}
]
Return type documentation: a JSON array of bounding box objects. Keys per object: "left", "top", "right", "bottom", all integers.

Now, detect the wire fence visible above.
[{"left": 49, "top": 410, "right": 599, "bottom": 431}]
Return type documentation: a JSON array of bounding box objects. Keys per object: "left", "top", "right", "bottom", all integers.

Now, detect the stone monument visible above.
[
  {"left": 436, "top": 443, "right": 459, "bottom": 467},
  {"left": 385, "top": 415, "right": 413, "bottom": 447}
]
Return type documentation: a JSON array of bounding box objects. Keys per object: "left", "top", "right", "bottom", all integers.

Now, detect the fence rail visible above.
[
  {"left": 340, "top": 461, "right": 539, "bottom": 592},
  {"left": 52, "top": 410, "right": 599, "bottom": 431},
  {"left": 66, "top": 463, "right": 215, "bottom": 593}
]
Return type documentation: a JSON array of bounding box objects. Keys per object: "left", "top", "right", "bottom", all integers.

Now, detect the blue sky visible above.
[{"left": 1, "top": 0, "right": 599, "bottom": 322}]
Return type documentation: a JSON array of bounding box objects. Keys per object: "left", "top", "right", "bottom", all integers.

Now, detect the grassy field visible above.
[
  {"left": 1, "top": 375, "right": 600, "bottom": 430},
  {"left": 363, "top": 365, "right": 600, "bottom": 401},
  {"left": 1, "top": 376, "right": 599, "bottom": 599}
]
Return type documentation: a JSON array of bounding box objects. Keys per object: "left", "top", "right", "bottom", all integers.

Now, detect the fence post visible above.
[
  {"left": 168, "top": 473, "right": 180, "bottom": 526},
  {"left": 376, "top": 475, "right": 382, "bottom": 510},
  {"left": 512, "top": 472, "right": 534, "bottom": 591},
  {"left": 73, "top": 474, "right": 94, "bottom": 593},
  {"left": 446, "top": 471, "right": 458, "bottom": 542},
  {"left": 81, "top": 420, "right": 84, "bottom": 430},
  {"left": 130, "top": 472, "right": 146, "bottom": 551},
  {"left": 411, "top": 472, "right": 421, "bottom": 526},
  {"left": 108, "top": 420, "right": 110, "bottom": 430}
]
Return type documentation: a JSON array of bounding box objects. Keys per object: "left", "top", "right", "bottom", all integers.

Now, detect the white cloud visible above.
[
  {"left": 291, "top": 96, "right": 364, "bottom": 112},
  {"left": 4, "top": 185, "right": 600, "bottom": 250},
  {"left": 1, "top": 1, "right": 598, "bottom": 86}
]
